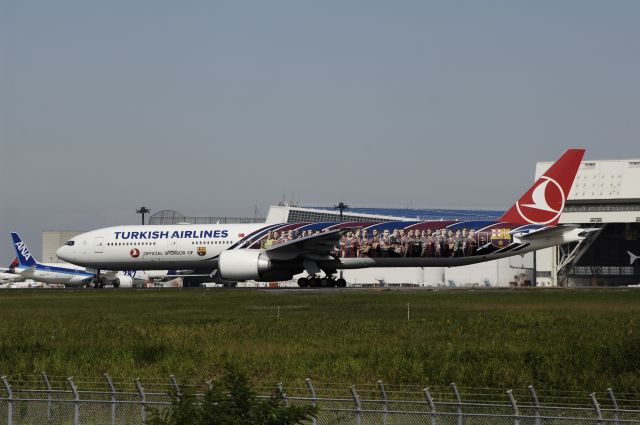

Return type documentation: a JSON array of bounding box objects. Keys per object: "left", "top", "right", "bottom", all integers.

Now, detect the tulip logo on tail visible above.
[
  {"left": 514, "top": 176, "right": 565, "bottom": 225},
  {"left": 130, "top": 248, "right": 140, "bottom": 258}
]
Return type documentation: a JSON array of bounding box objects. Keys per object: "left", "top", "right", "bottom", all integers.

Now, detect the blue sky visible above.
[{"left": 1, "top": 1, "right": 639, "bottom": 262}]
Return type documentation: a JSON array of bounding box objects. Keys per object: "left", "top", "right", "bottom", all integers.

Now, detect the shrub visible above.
[{"left": 148, "top": 364, "right": 317, "bottom": 425}]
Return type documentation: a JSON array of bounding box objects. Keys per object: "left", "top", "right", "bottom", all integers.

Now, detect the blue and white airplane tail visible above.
[{"left": 11, "top": 232, "right": 38, "bottom": 268}]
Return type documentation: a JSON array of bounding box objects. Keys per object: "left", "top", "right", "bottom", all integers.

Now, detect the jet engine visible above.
[
  {"left": 112, "top": 276, "right": 133, "bottom": 288},
  {"left": 218, "top": 250, "right": 299, "bottom": 282}
]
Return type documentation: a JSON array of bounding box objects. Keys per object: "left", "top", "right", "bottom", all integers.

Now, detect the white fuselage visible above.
[
  {"left": 56, "top": 224, "right": 265, "bottom": 270},
  {"left": 13, "top": 262, "right": 95, "bottom": 286},
  {"left": 56, "top": 223, "right": 586, "bottom": 276}
]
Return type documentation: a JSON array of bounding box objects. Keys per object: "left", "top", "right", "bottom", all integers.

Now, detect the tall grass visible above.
[{"left": 1, "top": 288, "right": 639, "bottom": 396}]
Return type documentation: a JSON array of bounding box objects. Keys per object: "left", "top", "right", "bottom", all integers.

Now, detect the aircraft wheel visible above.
[
  {"left": 309, "top": 278, "right": 319, "bottom": 287},
  {"left": 319, "top": 278, "right": 331, "bottom": 287},
  {"left": 112, "top": 279, "right": 120, "bottom": 289},
  {"left": 336, "top": 278, "right": 347, "bottom": 288},
  {"left": 298, "top": 277, "right": 309, "bottom": 288}
]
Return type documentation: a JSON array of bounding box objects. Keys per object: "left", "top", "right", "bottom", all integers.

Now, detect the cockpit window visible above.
[{"left": 66, "top": 241, "right": 75, "bottom": 246}]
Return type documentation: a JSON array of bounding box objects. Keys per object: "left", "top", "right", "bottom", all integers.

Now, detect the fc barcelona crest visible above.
[
  {"left": 197, "top": 246, "right": 207, "bottom": 256},
  {"left": 491, "top": 228, "right": 511, "bottom": 248}
]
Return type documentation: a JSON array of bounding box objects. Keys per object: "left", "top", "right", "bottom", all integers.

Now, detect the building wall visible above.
[
  {"left": 536, "top": 158, "right": 640, "bottom": 201},
  {"left": 42, "top": 231, "right": 81, "bottom": 263}
]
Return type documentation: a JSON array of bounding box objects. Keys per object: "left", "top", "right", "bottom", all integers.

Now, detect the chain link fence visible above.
[{"left": 2, "top": 373, "right": 640, "bottom": 424}]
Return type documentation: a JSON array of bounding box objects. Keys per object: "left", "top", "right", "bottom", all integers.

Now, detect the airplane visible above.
[
  {"left": 629, "top": 252, "right": 639, "bottom": 265},
  {"left": 10, "top": 232, "right": 151, "bottom": 288},
  {"left": 0, "top": 269, "right": 23, "bottom": 283},
  {"left": 57, "top": 149, "right": 590, "bottom": 288},
  {"left": 0, "top": 279, "right": 48, "bottom": 289},
  {"left": 0, "top": 258, "right": 22, "bottom": 283}
]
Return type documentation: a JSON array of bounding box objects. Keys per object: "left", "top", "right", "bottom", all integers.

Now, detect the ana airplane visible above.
[
  {"left": 57, "top": 149, "right": 590, "bottom": 288},
  {"left": 10, "top": 233, "right": 151, "bottom": 288}
]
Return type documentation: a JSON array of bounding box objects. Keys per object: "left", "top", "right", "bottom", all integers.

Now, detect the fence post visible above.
[
  {"left": 507, "top": 389, "right": 520, "bottom": 425},
  {"left": 277, "top": 383, "right": 289, "bottom": 406},
  {"left": 42, "top": 372, "right": 52, "bottom": 425},
  {"left": 305, "top": 378, "right": 317, "bottom": 425},
  {"left": 350, "top": 385, "right": 362, "bottom": 425},
  {"left": 104, "top": 373, "right": 117, "bottom": 425},
  {"left": 135, "top": 378, "right": 146, "bottom": 425},
  {"left": 1, "top": 375, "right": 12, "bottom": 425},
  {"left": 528, "top": 385, "right": 541, "bottom": 425},
  {"left": 169, "top": 375, "right": 181, "bottom": 398},
  {"left": 607, "top": 388, "right": 620, "bottom": 425},
  {"left": 378, "top": 381, "right": 388, "bottom": 425},
  {"left": 67, "top": 377, "right": 80, "bottom": 425},
  {"left": 450, "top": 382, "right": 462, "bottom": 425},
  {"left": 423, "top": 387, "right": 437, "bottom": 425},
  {"left": 590, "top": 393, "right": 603, "bottom": 425}
]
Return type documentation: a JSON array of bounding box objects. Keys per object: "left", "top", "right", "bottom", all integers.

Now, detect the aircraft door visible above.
[{"left": 94, "top": 237, "right": 104, "bottom": 253}]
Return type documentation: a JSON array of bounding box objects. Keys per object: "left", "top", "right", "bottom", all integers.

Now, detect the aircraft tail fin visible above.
[
  {"left": 10, "top": 232, "right": 38, "bottom": 268},
  {"left": 629, "top": 251, "right": 639, "bottom": 265},
  {"left": 499, "top": 149, "right": 585, "bottom": 226}
]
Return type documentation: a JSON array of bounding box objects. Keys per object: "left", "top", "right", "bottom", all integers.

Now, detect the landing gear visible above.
[
  {"left": 297, "top": 274, "right": 346, "bottom": 288},
  {"left": 92, "top": 270, "right": 105, "bottom": 288}
]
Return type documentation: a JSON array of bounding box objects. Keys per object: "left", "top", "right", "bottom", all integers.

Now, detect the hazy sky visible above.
[{"left": 1, "top": 1, "right": 639, "bottom": 262}]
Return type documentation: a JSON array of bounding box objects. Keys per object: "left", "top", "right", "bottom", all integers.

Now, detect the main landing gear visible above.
[
  {"left": 90, "top": 270, "right": 105, "bottom": 289},
  {"left": 297, "top": 275, "right": 346, "bottom": 288}
]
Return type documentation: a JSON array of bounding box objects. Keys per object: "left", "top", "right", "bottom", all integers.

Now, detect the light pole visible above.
[
  {"left": 334, "top": 202, "right": 349, "bottom": 222},
  {"left": 136, "top": 205, "right": 150, "bottom": 225}
]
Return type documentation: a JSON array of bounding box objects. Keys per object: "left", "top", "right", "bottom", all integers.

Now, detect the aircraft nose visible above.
[{"left": 56, "top": 245, "right": 70, "bottom": 262}]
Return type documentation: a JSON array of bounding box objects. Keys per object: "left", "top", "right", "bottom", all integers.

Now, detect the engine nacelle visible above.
[
  {"left": 218, "top": 250, "right": 272, "bottom": 281},
  {"left": 112, "top": 276, "right": 133, "bottom": 288},
  {"left": 219, "top": 250, "right": 298, "bottom": 282}
]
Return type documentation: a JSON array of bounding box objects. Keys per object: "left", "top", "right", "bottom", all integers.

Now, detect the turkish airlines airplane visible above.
[
  {"left": 10, "top": 233, "right": 152, "bottom": 288},
  {"left": 57, "top": 149, "right": 589, "bottom": 288}
]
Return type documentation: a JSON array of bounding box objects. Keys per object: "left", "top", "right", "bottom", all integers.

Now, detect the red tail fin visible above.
[{"left": 499, "top": 149, "right": 585, "bottom": 226}]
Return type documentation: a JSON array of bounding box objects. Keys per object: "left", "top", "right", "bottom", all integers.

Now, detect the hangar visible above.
[{"left": 535, "top": 158, "right": 640, "bottom": 286}]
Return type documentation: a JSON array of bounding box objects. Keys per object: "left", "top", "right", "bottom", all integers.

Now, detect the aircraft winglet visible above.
[{"left": 499, "top": 149, "right": 585, "bottom": 226}]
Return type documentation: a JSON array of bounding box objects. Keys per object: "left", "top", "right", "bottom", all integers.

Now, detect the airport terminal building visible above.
[{"left": 43, "top": 157, "right": 640, "bottom": 287}]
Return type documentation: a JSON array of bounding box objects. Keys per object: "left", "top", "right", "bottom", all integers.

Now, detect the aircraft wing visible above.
[{"left": 264, "top": 228, "right": 351, "bottom": 261}]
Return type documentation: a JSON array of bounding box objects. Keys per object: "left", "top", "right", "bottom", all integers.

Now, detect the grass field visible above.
[{"left": 1, "top": 288, "right": 639, "bottom": 396}]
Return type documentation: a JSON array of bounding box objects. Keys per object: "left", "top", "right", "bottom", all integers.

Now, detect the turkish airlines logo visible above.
[
  {"left": 515, "top": 176, "right": 565, "bottom": 225},
  {"left": 130, "top": 248, "right": 140, "bottom": 258}
]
